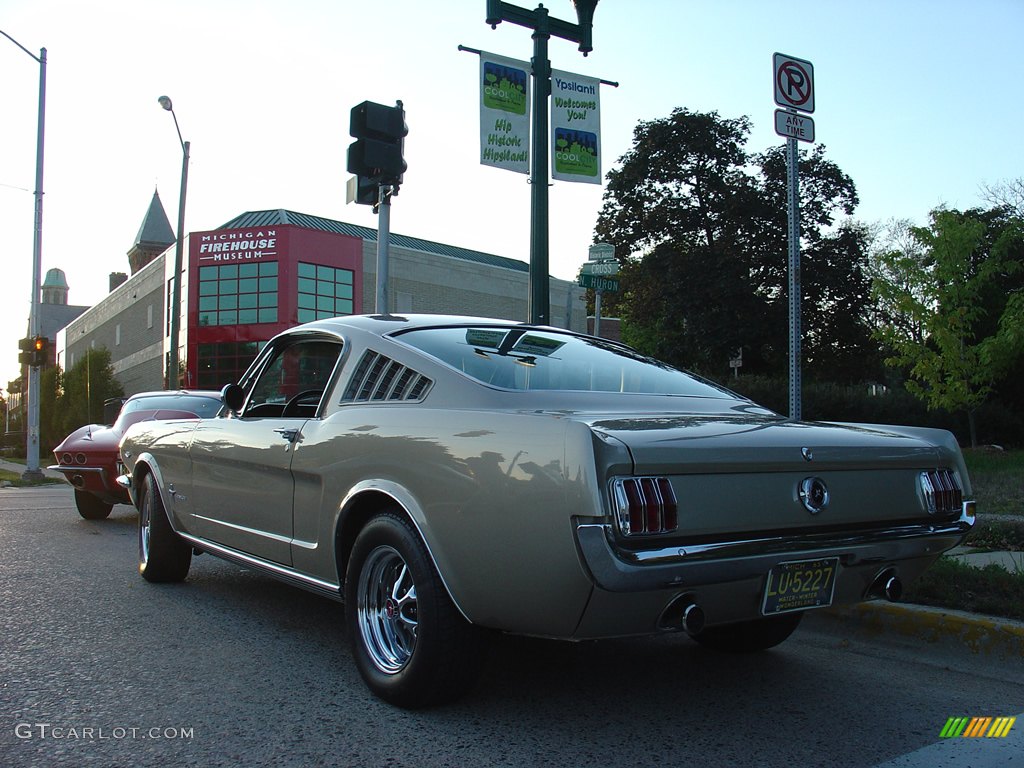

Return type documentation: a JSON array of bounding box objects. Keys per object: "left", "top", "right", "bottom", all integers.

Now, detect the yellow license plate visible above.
[{"left": 762, "top": 557, "right": 839, "bottom": 615}]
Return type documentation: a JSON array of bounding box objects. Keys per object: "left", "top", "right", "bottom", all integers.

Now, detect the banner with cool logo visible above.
[
  {"left": 479, "top": 52, "right": 531, "bottom": 175},
  {"left": 550, "top": 69, "right": 601, "bottom": 184}
]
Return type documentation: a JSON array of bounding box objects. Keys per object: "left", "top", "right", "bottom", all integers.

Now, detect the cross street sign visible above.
[
  {"left": 580, "top": 258, "right": 620, "bottom": 276},
  {"left": 773, "top": 52, "right": 815, "bottom": 113}
]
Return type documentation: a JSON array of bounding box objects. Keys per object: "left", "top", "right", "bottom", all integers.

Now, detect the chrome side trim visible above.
[
  {"left": 178, "top": 531, "right": 342, "bottom": 602},
  {"left": 576, "top": 502, "right": 975, "bottom": 593}
]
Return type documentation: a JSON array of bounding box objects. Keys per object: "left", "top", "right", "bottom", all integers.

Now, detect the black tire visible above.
[
  {"left": 690, "top": 611, "right": 804, "bottom": 653},
  {"left": 345, "top": 510, "right": 485, "bottom": 708},
  {"left": 75, "top": 489, "right": 113, "bottom": 520},
  {"left": 138, "top": 472, "right": 191, "bottom": 583}
]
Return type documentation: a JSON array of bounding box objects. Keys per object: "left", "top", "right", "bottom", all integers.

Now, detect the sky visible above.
[{"left": 1, "top": 0, "right": 1022, "bottom": 390}]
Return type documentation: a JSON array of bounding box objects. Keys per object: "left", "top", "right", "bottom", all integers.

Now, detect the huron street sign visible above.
[{"left": 579, "top": 273, "right": 619, "bottom": 292}]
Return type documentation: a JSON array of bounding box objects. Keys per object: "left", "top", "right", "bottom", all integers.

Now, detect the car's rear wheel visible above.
[
  {"left": 138, "top": 472, "right": 191, "bottom": 583},
  {"left": 345, "top": 510, "right": 484, "bottom": 708},
  {"left": 690, "top": 611, "right": 804, "bottom": 653},
  {"left": 74, "top": 489, "right": 113, "bottom": 520}
]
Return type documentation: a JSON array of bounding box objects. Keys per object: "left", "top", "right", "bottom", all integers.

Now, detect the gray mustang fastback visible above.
[{"left": 118, "top": 314, "right": 974, "bottom": 707}]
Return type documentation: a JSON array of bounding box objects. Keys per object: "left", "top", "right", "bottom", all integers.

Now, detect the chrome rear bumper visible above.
[{"left": 576, "top": 502, "right": 975, "bottom": 593}]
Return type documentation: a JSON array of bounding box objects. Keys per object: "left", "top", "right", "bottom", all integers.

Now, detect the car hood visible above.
[{"left": 580, "top": 413, "right": 945, "bottom": 474}]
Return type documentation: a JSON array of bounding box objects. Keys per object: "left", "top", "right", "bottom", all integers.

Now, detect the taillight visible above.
[
  {"left": 920, "top": 469, "right": 963, "bottom": 516},
  {"left": 612, "top": 477, "right": 679, "bottom": 536}
]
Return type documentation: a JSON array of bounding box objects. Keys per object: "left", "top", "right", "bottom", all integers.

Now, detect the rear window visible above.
[{"left": 393, "top": 326, "right": 734, "bottom": 397}]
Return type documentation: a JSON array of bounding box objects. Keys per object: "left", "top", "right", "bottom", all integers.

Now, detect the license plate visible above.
[{"left": 762, "top": 557, "right": 839, "bottom": 615}]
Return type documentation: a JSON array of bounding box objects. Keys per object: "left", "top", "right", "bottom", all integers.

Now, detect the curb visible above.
[{"left": 813, "top": 601, "right": 1024, "bottom": 661}]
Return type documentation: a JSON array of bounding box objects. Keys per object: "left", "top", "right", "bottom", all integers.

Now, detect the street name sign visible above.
[
  {"left": 588, "top": 243, "right": 615, "bottom": 261},
  {"left": 579, "top": 274, "right": 619, "bottom": 292},
  {"left": 774, "top": 109, "right": 815, "bottom": 143},
  {"left": 580, "top": 259, "right": 620, "bottom": 276}
]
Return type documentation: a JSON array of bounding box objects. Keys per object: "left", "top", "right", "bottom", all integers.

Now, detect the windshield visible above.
[
  {"left": 393, "top": 326, "right": 736, "bottom": 397},
  {"left": 113, "top": 395, "right": 222, "bottom": 430}
]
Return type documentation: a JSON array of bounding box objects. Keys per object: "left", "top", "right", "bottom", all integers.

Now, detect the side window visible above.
[{"left": 245, "top": 339, "right": 343, "bottom": 418}]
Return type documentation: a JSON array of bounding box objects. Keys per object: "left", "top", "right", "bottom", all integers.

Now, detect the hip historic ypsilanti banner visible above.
[
  {"left": 550, "top": 69, "right": 601, "bottom": 184},
  {"left": 479, "top": 52, "right": 531, "bottom": 175}
]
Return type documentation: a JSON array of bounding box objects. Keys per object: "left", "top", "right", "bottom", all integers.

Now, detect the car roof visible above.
[{"left": 287, "top": 313, "right": 578, "bottom": 340}]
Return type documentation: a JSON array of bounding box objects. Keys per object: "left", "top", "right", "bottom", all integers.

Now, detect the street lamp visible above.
[
  {"left": 158, "top": 95, "right": 190, "bottom": 389},
  {"left": 1, "top": 29, "right": 47, "bottom": 481},
  {"left": 485, "top": 0, "right": 599, "bottom": 326}
]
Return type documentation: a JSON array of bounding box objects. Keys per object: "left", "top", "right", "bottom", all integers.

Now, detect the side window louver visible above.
[{"left": 341, "top": 350, "right": 433, "bottom": 403}]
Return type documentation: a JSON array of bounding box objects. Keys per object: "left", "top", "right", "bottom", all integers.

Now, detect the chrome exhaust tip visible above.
[
  {"left": 659, "top": 595, "right": 706, "bottom": 635},
  {"left": 682, "top": 603, "right": 706, "bottom": 635},
  {"left": 868, "top": 569, "right": 903, "bottom": 602},
  {"left": 883, "top": 575, "right": 903, "bottom": 602}
]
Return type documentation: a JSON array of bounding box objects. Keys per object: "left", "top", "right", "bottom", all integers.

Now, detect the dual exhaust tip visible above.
[{"left": 660, "top": 569, "right": 903, "bottom": 634}]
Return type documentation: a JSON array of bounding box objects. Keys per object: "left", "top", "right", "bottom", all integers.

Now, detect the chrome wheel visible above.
[
  {"left": 139, "top": 489, "right": 152, "bottom": 569},
  {"left": 357, "top": 545, "right": 418, "bottom": 674}
]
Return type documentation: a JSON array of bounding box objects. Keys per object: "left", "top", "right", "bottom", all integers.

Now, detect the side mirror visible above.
[{"left": 221, "top": 383, "right": 245, "bottom": 414}]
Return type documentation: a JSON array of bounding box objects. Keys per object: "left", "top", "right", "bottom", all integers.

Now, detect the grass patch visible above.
[
  {"left": 0, "top": 468, "right": 65, "bottom": 487},
  {"left": 965, "top": 518, "right": 1024, "bottom": 552},
  {"left": 905, "top": 556, "right": 1024, "bottom": 622},
  {"left": 963, "top": 449, "right": 1024, "bottom": 517}
]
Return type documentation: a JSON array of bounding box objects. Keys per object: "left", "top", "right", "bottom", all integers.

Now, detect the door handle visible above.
[{"left": 273, "top": 427, "right": 299, "bottom": 442}]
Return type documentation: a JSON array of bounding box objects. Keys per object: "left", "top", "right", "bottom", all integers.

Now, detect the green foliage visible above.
[
  {"left": 596, "top": 108, "right": 881, "bottom": 383},
  {"left": 904, "top": 557, "right": 1024, "bottom": 622},
  {"left": 726, "top": 375, "right": 1024, "bottom": 447},
  {"left": 871, "top": 209, "right": 1024, "bottom": 445},
  {"left": 50, "top": 348, "right": 124, "bottom": 446}
]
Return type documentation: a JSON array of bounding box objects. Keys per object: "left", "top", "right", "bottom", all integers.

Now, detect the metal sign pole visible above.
[
  {"left": 376, "top": 185, "right": 391, "bottom": 315},
  {"left": 786, "top": 132, "right": 801, "bottom": 421},
  {"left": 593, "top": 288, "right": 602, "bottom": 337}
]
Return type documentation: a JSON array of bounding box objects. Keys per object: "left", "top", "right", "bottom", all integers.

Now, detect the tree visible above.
[
  {"left": 594, "top": 108, "right": 880, "bottom": 381},
  {"left": 54, "top": 348, "right": 124, "bottom": 438},
  {"left": 871, "top": 208, "right": 1024, "bottom": 446}
]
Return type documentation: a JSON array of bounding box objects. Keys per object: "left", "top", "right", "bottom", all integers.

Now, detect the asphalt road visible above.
[{"left": 2, "top": 484, "right": 1022, "bottom": 768}]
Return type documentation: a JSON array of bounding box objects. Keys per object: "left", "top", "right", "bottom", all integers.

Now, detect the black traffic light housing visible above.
[
  {"left": 18, "top": 335, "right": 48, "bottom": 367},
  {"left": 347, "top": 100, "right": 407, "bottom": 190}
]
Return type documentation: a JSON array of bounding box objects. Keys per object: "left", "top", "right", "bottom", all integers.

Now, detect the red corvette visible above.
[{"left": 51, "top": 390, "right": 222, "bottom": 519}]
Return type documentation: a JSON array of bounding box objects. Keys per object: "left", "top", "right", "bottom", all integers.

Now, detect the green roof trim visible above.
[{"left": 218, "top": 209, "right": 529, "bottom": 274}]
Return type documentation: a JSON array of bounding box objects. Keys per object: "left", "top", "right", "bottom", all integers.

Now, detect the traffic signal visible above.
[
  {"left": 18, "top": 337, "right": 33, "bottom": 366},
  {"left": 18, "top": 336, "right": 48, "bottom": 367},
  {"left": 347, "top": 100, "right": 407, "bottom": 189},
  {"left": 33, "top": 336, "right": 49, "bottom": 367}
]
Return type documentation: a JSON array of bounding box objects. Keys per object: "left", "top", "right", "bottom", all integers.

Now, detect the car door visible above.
[{"left": 189, "top": 336, "right": 344, "bottom": 565}]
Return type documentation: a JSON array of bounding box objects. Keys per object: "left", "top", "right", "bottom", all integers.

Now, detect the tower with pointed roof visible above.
[{"left": 128, "top": 189, "right": 175, "bottom": 274}]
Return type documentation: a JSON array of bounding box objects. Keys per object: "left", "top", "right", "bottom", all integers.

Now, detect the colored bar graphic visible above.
[{"left": 940, "top": 716, "right": 1015, "bottom": 738}]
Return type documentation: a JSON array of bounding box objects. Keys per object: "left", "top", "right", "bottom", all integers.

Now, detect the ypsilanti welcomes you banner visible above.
[
  {"left": 479, "top": 52, "right": 531, "bottom": 175},
  {"left": 550, "top": 69, "right": 601, "bottom": 184}
]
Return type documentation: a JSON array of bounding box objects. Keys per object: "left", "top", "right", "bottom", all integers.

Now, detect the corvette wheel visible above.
[
  {"left": 690, "top": 611, "right": 804, "bottom": 653},
  {"left": 345, "top": 510, "right": 484, "bottom": 708},
  {"left": 74, "top": 489, "right": 113, "bottom": 520},
  {"left": 138, "top": 473, "right": 191, "bottom": 583}
]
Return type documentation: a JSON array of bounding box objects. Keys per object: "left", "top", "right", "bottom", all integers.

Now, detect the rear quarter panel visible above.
[{"left": 289, "top": 407, "right": 599, "bottom": 637}]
